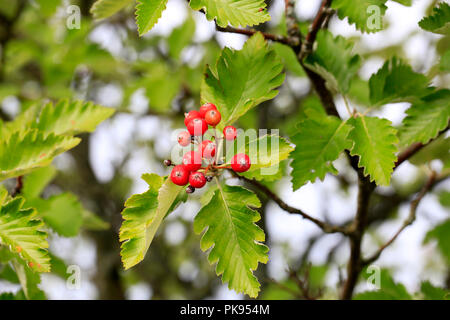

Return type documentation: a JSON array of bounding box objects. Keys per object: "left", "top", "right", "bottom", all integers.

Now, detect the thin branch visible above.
[
  {"left": 284, "top": 0, "right": 302, "bottom": 51},
  {"left": 340, "top": 172, "right": 375, "bottom": 300},
  {"left": 215, "top": 25, "right": 295, "bottom": 46},
  {"left": 230, "top": 171, "right": 349, "bottom": 234},
  {"left": 362, "top": 171, "right": 439, "bottom": 266},
  {"left": 300, "top": 0, "right": 333, "bottom": 59},
  {"left": 11, "top": 176, "right": 23, "bottom": 197},
  {"left": 394, "top": 126, "right": 449, "bottom": 170}
]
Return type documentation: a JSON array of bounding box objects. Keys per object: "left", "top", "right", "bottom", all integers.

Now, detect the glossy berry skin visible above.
[
  {"left": 182, "top": 151, "right": 202, "bottom": 171},
  {"left": 223, "top": 126, "right": 237, "bottom": 140},
  {"left": 170, "top": 165, "right": 190, "bottom": 186},
  {"left": 187, "top": 118, "right": 208, "bottom": 136},
  {"left": 184, "top": 110, "right": 202, "bottom": 126},
  {"left": 205, "top": 109, "right": 221, "bottom": 126},
  {"left": 199, "top": 103, "right": 217, "bottom": 118},
  {"left": 231, "top": 153, "right": 251, "bottom": 172},
  {"left": 164, "top": 159, "right": 172, "bottom": 166},
  {"left": 189, "top": 171, "right": 207, "bottom": 188},
  {"left": 177, "top": 131, "right": 191, "bottom": 147},
  {"left": 201, "top": 140, "right": 216, "bottom": 159}
]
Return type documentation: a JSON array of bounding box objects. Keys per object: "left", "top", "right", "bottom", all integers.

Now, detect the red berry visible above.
[
  {"left": 199, "top": 103, "right": 217, "bottom": 118},
  {"left": 177, "top": 131, "right": 191, "bottom": 147},
  {"left": 182, "top": 151, "right": 202, "bottom": 171},
  {"left": 187, "top": 118, "right": 208, "bottom": 136},
  {"left": 205, "top": 109, "right": 221, "bottom": 126},
  {"left": 223, "top": 126, "right": 237, "bottom": 140},
  {"left": 170, "top": 165, "right": 190, "bottom": 186},
  {"left": 201, "top": 140, "right": 216, "bottom": 159},
  {"left": 184, "top": 110, "right": 202, "bottom": 126},
  {"left": 231, "top": 153, "right": 251, "bottom": 172},
  {"left": 189, "top": 171, "right": 207, "bottom": 188}
]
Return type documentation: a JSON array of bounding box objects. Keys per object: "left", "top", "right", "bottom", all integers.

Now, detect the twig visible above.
[
  {"left": 230, "top": 170, "right": 349, "bottom": 234},
  {"left": 340, "top": 172, "right": 375, "bottom": 300},
  {"left": 11, "top": 176, "right": 23, "bottom": 197},
  {"left": 361, "top": 171, "right": 438, "bottom": 266},
  {"left": 299, "top": 0, "right": 333, "bottom": 59},
  {"left": 215, "top": 25, "right": 296, "bottom": 46},
  {"left": 394, "top": 126, "right": 448, "bottom": 170},
  {"left": 284, "top": 0, "right": 302, "bottom": 51}
]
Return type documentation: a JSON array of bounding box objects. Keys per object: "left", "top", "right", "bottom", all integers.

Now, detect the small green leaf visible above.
[
  {"left": 332, "top": 0, "right": 387, "bottom": 33},
  {"left": 355, "top": 268, "right": 412, "bottom": 300},
  {"left": 32, "top": 99, "right": 115, "bottom": 136},
  {"left": 189, "top": 0, "right": 270, "bottom": 28},
  {"left": 424, "top": 219, "right": 450, "bottom": 264},
  {"left": 420, "top": 281, "right": 449, "bottom": 300},
  {"left": 90, "top": 0, "right": 133, "bottom": 19},
  {"left": 272, "top": 43, "right": 305, "bottom": 77},
  {"left": 194, "top": 184, "right": 268, "bottom": 298},
  {"left": 348, "top": 115, "right": 398, "bottom": 186},
  {"left": 135, "top": 0, "right": 168, "bottom": 36},
  {"left": 399, "top": 89, "right": 450, "bottom": 146},
  {"left": 304, "top": 30, "right": 361, "bottom": 94},
  {"left": 290, "top": 112, "right": 352, "bottom": 190},
  {"left": 0, "top": 130, "right": 80, "bottom": 182},
  {"left": 0, "top": 197, "right": 50, "bottom": 272},
  {"left": 226, "top": 134, "right": 293, "bottom": 181},
  {"left": 119, "top": 174, "right": 184, "bottom": 269},
  {"left": 419, "top": 2, "right": 450, "bottom": 35},
  {"left": 201, "top": 33, "right": 284, "bottom": 127},
  {"left": 168, "top": 15, "right": 196, "bottom": 59},
  {"left": 369, "top": 57, "right": 431, "bottom": 106}
]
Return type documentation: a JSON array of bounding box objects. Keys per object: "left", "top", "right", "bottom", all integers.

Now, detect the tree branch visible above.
[
  {"left": 284, "top": 0, "right": 302, "bottom": 51},
  {"left": 215, "top": 25, "right": 296, "bottom": 46},
  {"left": 361, "top": 171, "right": 439, "bottom": 266},
  {"left": 11, "top": 176, "right": 23, "bottom": 197},
  {"left": 394, "top": 126, "right": 449, "bottom": 170},
  {"left": 340, "top": 172, "right": 375, "bottom": 300},
  {"left": 230, "top": 171, "right": 349, "bottom": 234},
  {"left": 300, "top": 0, "right": 333, "bottom": 59}
]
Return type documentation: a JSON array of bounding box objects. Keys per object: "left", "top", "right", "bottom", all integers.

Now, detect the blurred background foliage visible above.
[{"left": 0, "top": 0, "right": 448, "bottom": 299}]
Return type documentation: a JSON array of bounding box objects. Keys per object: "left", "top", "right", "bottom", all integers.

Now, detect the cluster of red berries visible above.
[{"left": 167, "top": 103, "right": 251, "bottom": 193}]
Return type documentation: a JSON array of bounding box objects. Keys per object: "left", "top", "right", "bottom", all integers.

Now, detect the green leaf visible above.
[
  {"left": 392, "top": 0, "right": 411, "bottom": 6},
  {"left": 135, "top": 0, "right": 168, "bottom": 36},
  {"left": 409, "top": 136, "right": 450, "bottom": 168},
  {"left": 28, "top": 193, "right": 84, "bottom": 237},
  {"left": 272, "top": 43, "right": 305, "bottom": 77},
  {"left": 399, "top": 89, "right": 450, "bottom": 146},
  {"left": 12, "top": 259, "right": 46, "bottom": 300},
  {"left": 119, "top": 174, "right": 184, "bottom": 269},
  {"left": 0, "top": 130, "right": 80, "bottom": 181},
  {"left": 194, "top": 184, "right": 268, "bottom": 298},
  {"left": 438, "top": 191, "right": 450, "bottom": 208},
  {"left": 90, "top": 0, "right": 133, "bottom": 19},
  {"left": 419, "top": 2, "right": 450, "bottom": 35},
  {"left": 348, "top": 115, "right": 398, "bottom": 186},
  {"left": 0, "top": 197, "right": 50, "bottom": 272},
  {"left": 369, "top": 57, "right": 431, "bottom": 106},
  {"left": 225, "top": 134, "right": 293, "bottom": 181},
  {"left": 420, "top": 281, "right": 449, "bottom": 300},
  {"left": 189, "top": 0, "right": 270, "bottom": 28},
  {"left": 304, "top": 30, "right": 361, "bottom": 94},
  {"left": 332, "top": 0, "right": 387, "bottom": 33},
  {"left": 355, "top": 268, "right": 412, "bottom": 300},
  {"left": 201, "top": 33, "right": 284, "bottom": 127},
  {"left": 290, "top": 112, "right": 352, "bottom": 190},
  {"left": 424, "top": 219, "right": 450, "bottom": 264},
  {"left": 32, "top": 99, "right": 115, "bottom": 136},
  {"left": 22, "top": 166, "right": 57, "bottom": 199},
  {"left": 168, "top": 15, "right": 196, "bottom": 59},
  {"left": 440, "top": 50, "right": 450, "bottom": 72}
]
